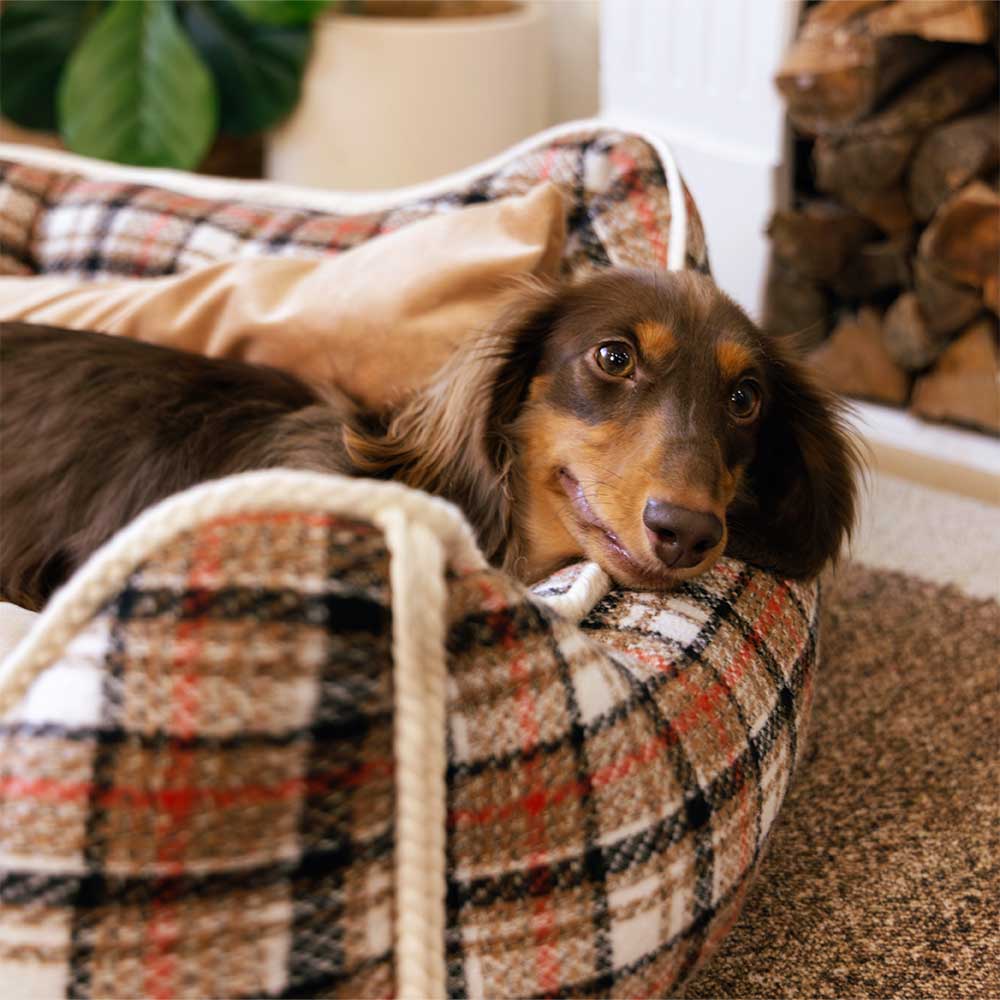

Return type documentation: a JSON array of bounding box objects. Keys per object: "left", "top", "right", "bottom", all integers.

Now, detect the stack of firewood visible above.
[{"left": 766, "top": 0, "right": 999, "bottom": 434}]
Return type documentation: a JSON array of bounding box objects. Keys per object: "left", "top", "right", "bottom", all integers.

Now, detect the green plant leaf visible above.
[
  {"left": 0, "top": 0, "right": 106, "bottom": 131},
  {"left": 58, "top": 0, "right": 218, "bottom": 169},
  {"left": 230, "top": 0, "right": 335, "bottom": 26},
  {"left": 179, "top": 1, "right": 311, "bottom": 136}
]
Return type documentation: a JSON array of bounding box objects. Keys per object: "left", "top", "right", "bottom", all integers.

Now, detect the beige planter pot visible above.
[{"left": 265, "top": 6, "right": 550, "bottom": 191}]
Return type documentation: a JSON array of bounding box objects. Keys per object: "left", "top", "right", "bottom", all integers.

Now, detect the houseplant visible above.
[{"left": 0, "top": 0, "right": 334, "bottom": 171}]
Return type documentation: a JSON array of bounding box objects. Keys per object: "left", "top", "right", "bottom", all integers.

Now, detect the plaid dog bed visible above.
[{"left": 0, "top": 124, "right": 816, "bottom": 998}]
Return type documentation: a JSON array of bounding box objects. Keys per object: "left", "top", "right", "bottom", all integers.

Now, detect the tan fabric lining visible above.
[{"left": 0, "top": 183, "right": 565, "bottom": 409}]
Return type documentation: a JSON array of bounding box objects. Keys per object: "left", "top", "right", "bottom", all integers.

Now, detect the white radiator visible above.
[{"left": 600, "top": 0, "right": 801, "bottom": 316}]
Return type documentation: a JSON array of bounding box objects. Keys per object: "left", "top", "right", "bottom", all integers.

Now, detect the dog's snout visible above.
[{"left": 642, "top": 500, "right": 723, "bottom": 569}]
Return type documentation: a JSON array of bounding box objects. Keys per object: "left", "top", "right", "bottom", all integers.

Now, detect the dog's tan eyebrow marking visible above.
[
  {"left": 526, "top": 372, "right": 553, "bottom": 403},
  {"left": 635, "top": 321, "right": 676, "bottom": 360},
  {"left": 716, "top": 340, "right": 753, "bottom": 380}
]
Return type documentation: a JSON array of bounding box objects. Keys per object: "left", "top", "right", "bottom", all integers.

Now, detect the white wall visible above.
[{"left": 600, "top": 0, "right": 800, "bottom": 316}]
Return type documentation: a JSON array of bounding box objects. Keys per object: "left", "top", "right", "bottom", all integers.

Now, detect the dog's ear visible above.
[
  {"left": 726, "top": 338, "right": 862, "bottom": 580},
  {"left": 342, "top": 276, "right": 569, "bottom": 561},
  {"left": 483, "top": 276, "right": 571, "bottom": 456}
]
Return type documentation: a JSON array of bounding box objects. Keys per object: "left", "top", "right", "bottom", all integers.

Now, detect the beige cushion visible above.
[{"left": 0, "top": 182, "right": 565, "bottom": 407}]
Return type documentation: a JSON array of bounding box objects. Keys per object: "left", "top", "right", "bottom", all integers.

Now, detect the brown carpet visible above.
[{"left": 685, "top": 563, "right": 999, "bottom": 999}]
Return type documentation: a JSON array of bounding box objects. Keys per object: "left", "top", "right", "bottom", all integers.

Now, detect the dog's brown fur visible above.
[{"left": 1, "top": 270, "right": 860, "bottom": 610}]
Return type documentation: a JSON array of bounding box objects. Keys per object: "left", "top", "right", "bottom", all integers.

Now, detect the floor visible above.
[
  {"left": 685, "top": 455, "right": 1000, "bottom": 997},
  {"left": 850, "top": 468, "right": 999, "bottom": 600}
]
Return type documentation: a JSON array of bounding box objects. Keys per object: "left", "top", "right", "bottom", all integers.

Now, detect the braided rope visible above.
[
  {"left": 0, "top": 470, "right": 612, "bottom": 999},
  {"left": 0, "top": 471, "right": 485, "bottom": 999},
  {"left": 374, "top": 511, "right": 449, "bottom": 999}
]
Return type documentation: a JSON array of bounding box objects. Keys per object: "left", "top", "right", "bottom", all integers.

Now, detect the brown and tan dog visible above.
[{"left": 1, "top": 270, "right": 860, "bottom": 610}]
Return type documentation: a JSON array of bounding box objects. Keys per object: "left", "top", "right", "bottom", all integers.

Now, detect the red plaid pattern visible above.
[
  {"left": 2, "top": 513, "right": 397, "bottom": 999},
  {"left": 445, "top": 560, "right": 816, "bottom": 997},
  {"left": 0, "top": 509, "right": 816, "bottom": 999}
]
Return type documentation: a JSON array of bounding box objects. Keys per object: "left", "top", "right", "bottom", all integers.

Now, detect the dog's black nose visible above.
[{"left": 643, "top": 500, "right": 723, "bottom": 569}]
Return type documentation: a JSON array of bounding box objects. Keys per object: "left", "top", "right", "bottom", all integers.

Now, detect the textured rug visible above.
[{"left": 685, "top": 472, "right": 999, "bottom": 999}]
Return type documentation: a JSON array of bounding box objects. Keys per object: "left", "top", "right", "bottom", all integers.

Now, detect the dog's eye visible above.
[
  {"left": 595, "top": 342, "right": 635, "bottom": 378},
  {"left": 729, "top": 379, "right": 761, "bottom": 421}
]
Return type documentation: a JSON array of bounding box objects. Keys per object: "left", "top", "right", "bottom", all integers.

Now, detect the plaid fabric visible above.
[
  {"left": 0, "top": 129, "right": 709, "bottom": 282},
  {"left": 1, "top": 513, "right": 397, "bottom": 1000},
  {"left": 0, "top": 509, "right": 817, "bottom": 999},
  {"left": 447, "top": 560, "right": 816, "bottom": 998}
]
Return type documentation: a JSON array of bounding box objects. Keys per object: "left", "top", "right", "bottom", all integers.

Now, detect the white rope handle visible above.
[
  {"left": 376, "top": 510, "right": 449, "bottom": 1000},
  {"left": 0, "top": 470, "right": 479, "bottom": 1000},
  {"left": 0, "top": 469, "right": 614, "bottom": 999}
]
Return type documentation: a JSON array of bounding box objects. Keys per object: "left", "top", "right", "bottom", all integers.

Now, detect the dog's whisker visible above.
[{"left": 585, "top": 461, "right": 628, "bottom": 485}]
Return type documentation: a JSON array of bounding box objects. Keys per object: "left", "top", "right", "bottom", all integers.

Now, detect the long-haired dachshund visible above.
[{"left": 1, "top": 270, "right": 860, "bottom": 611}]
